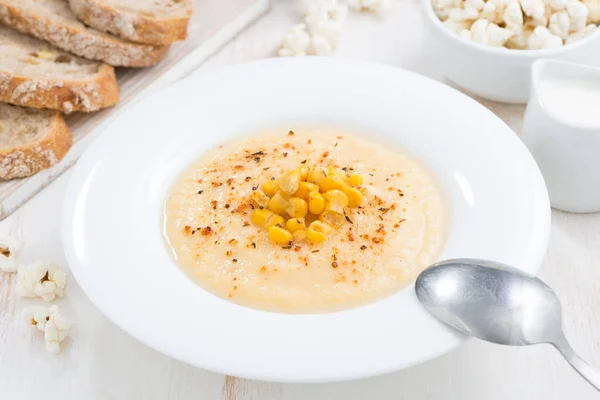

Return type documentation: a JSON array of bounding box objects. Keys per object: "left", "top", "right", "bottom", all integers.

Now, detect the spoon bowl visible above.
[
  {"left": 415, "top": 259, "right": 562, "bottom": 346},
  {"left": 416, "top": 259, "right": 600, "bottom": 391}
]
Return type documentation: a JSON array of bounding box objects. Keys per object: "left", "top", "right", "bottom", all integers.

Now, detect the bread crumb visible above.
[{"left": 62, "top": 102, "right": 73, "bottom": 114}]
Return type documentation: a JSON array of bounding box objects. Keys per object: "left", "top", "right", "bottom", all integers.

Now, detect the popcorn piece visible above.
[
  {"left": 0, "top": 236, "right": 20, "bottom": 273},
  {"left": 44, "top": 306, "right": 70, "bottom": 354},
  {"left": 278, "top": 24, "right": 311, "bottom": 57},
  {"left": 481, "top": 2, "right": 506, "bottom": 23},
  {"left": 23, "top": 306, "right": 51, "bottom": 333},
  {"left": 347, "top": 0, "right": 393, "bottom": 14},
  {"left": 524, "top": 14, "right": 550, "bottom": 27},
  {"left": 17, "top": 261, "right": 67, "bottom": 302},
  {"left": 300, "top": 0, "right": 348, "bottom": 20},
  {"left": 566, "top": 23, "right": 598, "bottom": 42},
  {"left": 546, "top": 33, "right": 566, "bottom": 45},
  {"left": 305, "top": 0, "right": 349, "bottom": 24},
  {"left": 528, "top": 25, "right": 564, "bottom": 47},
  {"left": 434, "top": 0, "right": 462, "bottom": 18},
  {"left": 466, "top": 0, "right": 486, "bottom": 11},
  {"left": 504, "top": 2, "right": 525, "bottom": 32},
  {"left": 480, "top": 2, "right": 498, "bottom": 21},
  {"left": 567, "top": 1, "right": 589, "bottom": 31},
  {"left": 308, "top": 34, "right": 333, "bottom": 55},
  {"left": 435, "top": 7, "right": 451, "bottom": 19},
  {"left": 444, "top": 18, "right": 474, "bottom": 32},
  {"left": 284, "top": 0, "right": 349, "bottom": 58},
  {"left": 506, "top": 27, "right": 535, "bottom": 47},
  {"left": 448, "top": 6, "right": 480, "bottom": 20},
  {"left": 459, "top": 28, "right": 474, "bottom": 39},
  {"left": 329, "top": 3, "right": 349, "bottom": 20},
  {"left": 490, "top": 0, "right": 516, "bottom": 7},
  {"left": 528, "top": 24, "right": 552, "bottom": 45},
  {"left": 545, "top": 4, "right": 556, "bottom": 18},
  {"left": 471, "top": 18, "right": 491, "bottom": 43},
  {"left": 470, "top": 18, "right": 515, "bottom": 44},
  {"left": 549, "top": 10, "right": 571, "bottom": 38},
  {"left": 307, "top": 18, "right": 344, "bottom": 47},
  {"left": 487, "top": 22, "right": 517, "bottom": 45},
  {"left": 24, "top": 305, "right": 69, "bottom": 354},
  {"left": 305, "top": 6, "right": 329, "bottom": 30},
  {"left": 544, "top": 0, "right": 569, "bottom": 10},
  {"left": 521, "top": 0, "right": 547, "bottom": 18},
  {"left": 584, "top": 0, "right": 600, "bottom": 23}
]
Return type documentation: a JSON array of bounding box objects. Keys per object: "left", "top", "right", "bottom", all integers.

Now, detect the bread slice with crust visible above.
[
  {"left": 69, "top": 0, "right": 193, "bottom": 45},
  {"left": 0, "top": 0, "right": 170, "bottom": 67},
  {"left": 0, "top": 103, "right": 72, "bottom": 180},
  {"left": 0, "top": 26, "right": 120, "bottom": 113}
]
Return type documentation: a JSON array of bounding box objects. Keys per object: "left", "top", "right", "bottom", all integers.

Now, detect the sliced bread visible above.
[
  {"left": 0, "top": 103, "right": 72, "bottom": 180},
  {"left": 0, "top": 0, "right": 170, "bottom": 67},
  {"left": 69, "top": 0, "right": 193, "bottom": 45},
  {"left": 0, "top": 26, "right": 120, "bottom": 113}
]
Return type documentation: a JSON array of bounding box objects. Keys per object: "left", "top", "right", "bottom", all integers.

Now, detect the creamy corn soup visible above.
[{"left": 164, "top": 128, "right": 447, "bottom": 313}]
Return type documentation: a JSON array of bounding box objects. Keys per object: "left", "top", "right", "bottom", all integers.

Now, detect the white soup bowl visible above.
[{"left": 61, "top": 58, "right": 550, "bottom": 382}]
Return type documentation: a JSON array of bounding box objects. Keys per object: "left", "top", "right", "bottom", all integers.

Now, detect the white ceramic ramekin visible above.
[{"left": 421, "top": 0, "right": 600, "bottom": 104}]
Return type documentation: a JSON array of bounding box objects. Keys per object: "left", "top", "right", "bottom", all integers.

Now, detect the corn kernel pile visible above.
[{"left": 249, "top": 165, "right": 365, "bottom": 246}]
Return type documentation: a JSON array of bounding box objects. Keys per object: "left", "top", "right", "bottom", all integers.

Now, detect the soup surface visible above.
[{"left": 164, "top": 128, "right": 447, "bottom": 313}]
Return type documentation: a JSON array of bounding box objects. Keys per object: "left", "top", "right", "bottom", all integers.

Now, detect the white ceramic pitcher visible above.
[{"left": 521, "top": 59, "right": 600, "bottom": 213}]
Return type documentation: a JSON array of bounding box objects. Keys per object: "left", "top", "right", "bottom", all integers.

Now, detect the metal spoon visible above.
[{"left": 415, "top": 258, "right": 600, "bottom": 391}]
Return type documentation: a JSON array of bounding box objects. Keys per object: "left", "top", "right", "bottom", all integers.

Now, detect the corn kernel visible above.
[
  {"left": 306, "top": 228, "right": 326, "bottom": 243},
  {"left": 251, "top": 190, "right": 270, "bottom": 208},
  {"left": 265, "top": 214, "right": 285, "bottom": 229},
  {"left": 295, "top": 181, "right": 319, "bottom": 201},
  {"left": 349, "top": 173, "right": 364, "bottom": 186},
  {"left": 318, "top": 177, "right": 346, "bottom": 192},
  {"left": 319, "top": 210, "right": 345, "bottom": 227},
  {"left": 268, "top": 226, "right": 293, "bottom": 245},
  {"left": 261, "top": 180, "right": 279, "bottom": 197},
  {"left": 268, "top": 191, "right": 290, "bottom": 216},
  {"left": 312, "top": 220, "right": 334, "bottom": 235},
  {"left": 286, "top": 217, "right": 306, "bottom": 233},
  {"left": 286, "top": 197, "right": 308, "bottom": 218},
  {"left": 250, "top": 209, "right": 274, "bottom": 227},
  {"left": 344, "top": 186, "right": 364, "bottom": 207},
  {"left": 327, "top": 167, "right": 344, "bottom": 180},
  {"left": 308, "top": 191, "right": 325, "bottom": 215},
  {"left": 307, "top": 167, "right": 327, "bottom": 185},
  {"left": 306, "top": 221, "right": 334, "bottom": 243},
  {"left": 293, "top": 229, "right": 306, "bottom": 242},
  {"left": 297, "top": 165, "right": 309, "bottom": 180},
  {"left": 323, "top": 190, "right": 348, "bottom": 213},
  {"left": 280, "top": 170, "right": 301, "bottom": 194}
]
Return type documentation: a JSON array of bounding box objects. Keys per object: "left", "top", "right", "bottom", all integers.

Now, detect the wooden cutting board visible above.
[{"left": 0, "top": 0, "right": 270, "bottom": 220}]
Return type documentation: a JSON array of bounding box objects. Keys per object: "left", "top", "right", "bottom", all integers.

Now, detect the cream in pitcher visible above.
[
  {"left": 521, "top": 60, "right": 600, "bottom": 213},
  {"left": 539, "top": 74, "right": 600, "bottom": 128}
]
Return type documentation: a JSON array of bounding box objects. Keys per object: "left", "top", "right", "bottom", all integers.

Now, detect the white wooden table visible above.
[{"left": 2, "top": 1, "right": 600, "bottom": 398}]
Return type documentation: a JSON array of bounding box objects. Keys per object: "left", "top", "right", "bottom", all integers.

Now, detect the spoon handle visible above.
[{"left": 553, "top": 334, "right": 600, "bottom": 391}]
